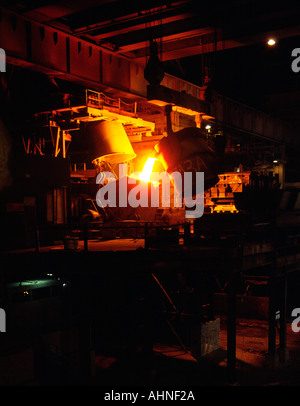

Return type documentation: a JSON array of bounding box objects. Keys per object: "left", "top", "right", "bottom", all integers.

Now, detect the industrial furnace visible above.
[{"left": 12, "top": 86, "right": 282, "bottom": 248}]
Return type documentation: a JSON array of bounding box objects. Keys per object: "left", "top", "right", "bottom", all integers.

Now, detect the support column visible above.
[
  {"left": 279, "top": 273, "right": 289, "bottom": 362},
  {"left": 227, "top": 270, "right": 236, "bottom": 384},
  {"left": 226, "top": 237, "right": 241, "bottom": 384},
  {"left": 268, "top": 274, "right": 277, "bottom": 357},
  {"left": 268, "top": 214, "right": 277, "bottom": 359}
]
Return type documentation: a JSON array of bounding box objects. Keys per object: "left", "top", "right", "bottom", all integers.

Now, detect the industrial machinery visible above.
[{"left": 18, "top": 87, "right": 283, "bottom": 247}]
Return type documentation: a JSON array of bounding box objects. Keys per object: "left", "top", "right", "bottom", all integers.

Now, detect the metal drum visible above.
[
  {"left": 86, "top": 120, "right": 136, "bottom": 166},
  {"left": 155, "top": 128, "right": 221, "bottom": 195}
]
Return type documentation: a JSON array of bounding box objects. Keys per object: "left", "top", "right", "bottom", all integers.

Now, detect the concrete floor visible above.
[
  {"left": 3, "top": 238, "right": 300, "bottom": 387},
  {"left": 92, "top": 316, "right": 300, "bottom": 387},
  {"left": 6, "top": 238, "right": 145, "bottom": 253}
]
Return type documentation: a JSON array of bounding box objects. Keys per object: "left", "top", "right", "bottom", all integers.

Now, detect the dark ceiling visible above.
[
  {"left": 2, "top": 0, "right": 300, "bottom": 117},
  {"left": 3, "top": 0, "right": 300, "bottom": 61}
]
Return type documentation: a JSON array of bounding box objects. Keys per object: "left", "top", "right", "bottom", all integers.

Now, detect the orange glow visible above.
[{"left": 138, "top": 157, "right": 157, "bottom": 182}]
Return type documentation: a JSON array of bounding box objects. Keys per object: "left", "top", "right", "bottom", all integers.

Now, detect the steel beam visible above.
[
  {"left": 211, "top": 93, "right": 300, "bottom": 148},
  {"left": 0, "top": 7, "right": 148, "bottom": 99},
  {"left": 67, "top": 0, "right": 193, "bottom": 30},
  {"left": 1, "top": 7, "right": 300, "bottom": 151}
]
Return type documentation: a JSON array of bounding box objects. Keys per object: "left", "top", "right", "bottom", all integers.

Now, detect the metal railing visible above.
[{"left": 85, "top": 89, "right": 137, "bottom": 115}]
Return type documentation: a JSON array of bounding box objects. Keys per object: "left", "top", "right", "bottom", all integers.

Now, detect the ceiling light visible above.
[
  {"left": 267, "top": 39, "right": 276, "bottom": 46},
  {"left": 205, "top": 125, "right": 211, "bottom": 129}
]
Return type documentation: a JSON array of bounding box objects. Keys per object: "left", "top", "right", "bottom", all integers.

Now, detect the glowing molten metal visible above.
[{"left": 138, "top": 157, "right": 157, "bottom": 182}]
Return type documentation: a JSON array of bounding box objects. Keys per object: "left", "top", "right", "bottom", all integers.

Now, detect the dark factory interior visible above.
[{"left": 1, "top": 0, "right": 300, "bottom": 389}]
